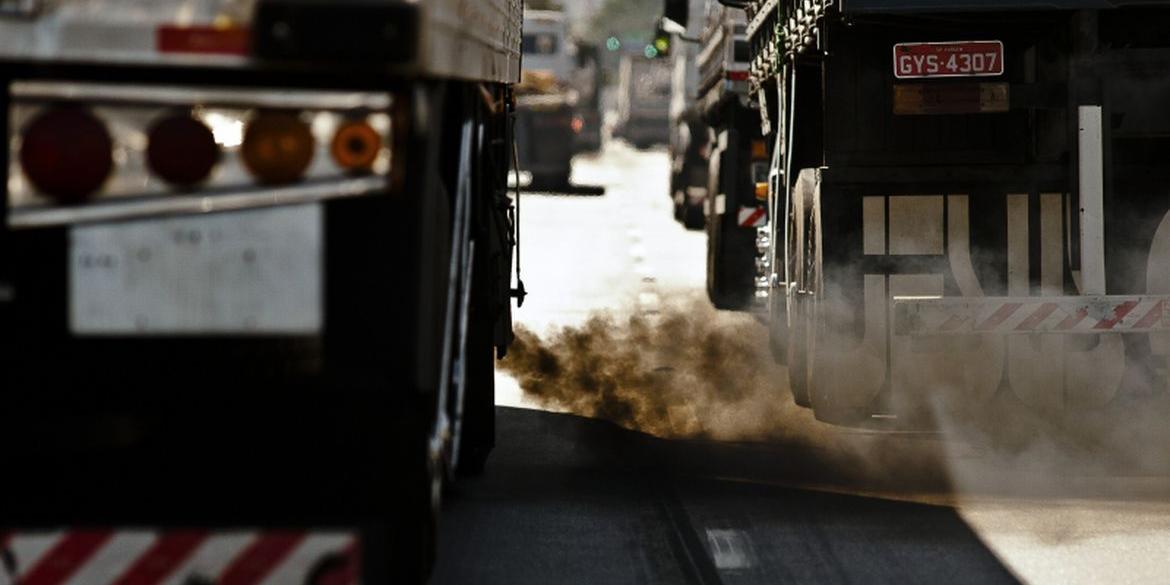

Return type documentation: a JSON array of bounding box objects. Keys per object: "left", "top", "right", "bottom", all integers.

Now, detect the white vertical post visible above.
[{"left": 1078, "top": 105, "right": 1107, "bottom": 295}]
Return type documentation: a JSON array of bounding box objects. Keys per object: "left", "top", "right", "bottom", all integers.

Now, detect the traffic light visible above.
[{"left": 650, "top": 21, "right": 671, "bottom": 58}]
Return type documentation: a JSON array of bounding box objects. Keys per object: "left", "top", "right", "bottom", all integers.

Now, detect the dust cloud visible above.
[
  {"left": 499, "top": 293, "right": 1170, "bottom": 500},
  {"left": 500, "top": 298, "right": 802, "bottom": 442},
  {"left": 497, "top": 296, "right": 953, "bottom": 493}
]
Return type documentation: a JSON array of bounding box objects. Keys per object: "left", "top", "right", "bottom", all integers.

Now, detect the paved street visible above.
[{"left": 436, "top": 142, "right": 1170, "bottom": 584}]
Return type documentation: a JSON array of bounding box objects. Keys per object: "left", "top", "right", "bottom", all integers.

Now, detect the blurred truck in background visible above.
[
  {"left": 516, "top": 9, "right": 576, "bottom": 188},
  {"left": 699, "top": 2, "right": 766, "bottom": 310},
  {"left": 0, "top": 0, "right": 521, "bottom": 582},
  {"left": 614, "top": 54, "right": 672, "bottom": 149},
  {"left": 571, "top": 41, "right": 603, "bottom": 155},
  {"left": 717, "top": 0, "right": 1170, "bottom": 426},
  {"left": 663, "top": 0, "right": 711, "bottom": 231}
]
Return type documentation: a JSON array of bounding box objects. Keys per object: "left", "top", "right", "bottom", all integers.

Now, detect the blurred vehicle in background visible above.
[
  {"left": 662, "top": 0, "right": 765, "bottom": 309},
  {"left": 697, "top": 3, "right": 765, "bottom": 310},
  {"left": 0, "top": 0, "right": 521, "bottom": 582},
  {"left": 614, "top": 54, "right": 671, "bottom": 149},
  {"left": 663, "top": 0, "right": 711, "bottom": 231},
  {"left": 516, "top": 9, "right": 576, "bottom": 188},
  {"left": 732, "top": 0, "right": 1170, "bottom": 425},
  {"left": 571, "top": 41, "right": 603, "bottom": 155}
]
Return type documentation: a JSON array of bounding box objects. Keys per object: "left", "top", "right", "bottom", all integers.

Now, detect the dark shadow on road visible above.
[{"left": 434, "top": 407, "right": 1018, "bottom": 585}]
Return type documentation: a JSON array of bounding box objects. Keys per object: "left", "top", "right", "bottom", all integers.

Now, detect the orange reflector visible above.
[
  {"left": 241, "top": 111, "right": 315, "bottom": 185},
  {"left": 893, "top": 82, "right": 1010, "bottom": 116},
  {"left": 750, "top": 140, "right": 767, "bottom": 161},
  {"left": 331, "top": 120, "right": 381, "bottom": 172},
  {"left": 755, "top": 182, "right": 769, "bottom": 201}
]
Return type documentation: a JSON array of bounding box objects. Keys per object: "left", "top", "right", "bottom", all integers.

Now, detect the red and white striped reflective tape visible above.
[
  {"left": 737, "top": 206, "right": 767, "bottom": 228},
  {"left": 894, "top": 295, "right": 1170, "bottom": 336},
  {"left": 0, "top": 529, "right": 357, "bottom": 585}
]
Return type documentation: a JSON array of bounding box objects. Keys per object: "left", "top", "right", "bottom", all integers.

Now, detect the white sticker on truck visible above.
[{"left": 69, "top": 204, "right": 323, "bottom": 335}]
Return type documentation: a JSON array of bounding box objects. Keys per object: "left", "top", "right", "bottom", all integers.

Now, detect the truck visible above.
[
  {"left": 516, "top": 9, "right": 577, "bottom": 188},
  {"left": 614, "top": 54, "right": 672, "bottom": 149},
  {"left": 0, "top": 0, "right": 522, "bottom": 582},
  {"left": 570, "top": 41, "right": 603, "bottom": 155},
  {"left": 693, "top": 3, "right": 769, "bottom": 310},
  {"left": 662, "top": 0, "right": 712, "bottom": 231},
  {"left": 697, "top": 0, "right": 1170, "bottom": 426}
]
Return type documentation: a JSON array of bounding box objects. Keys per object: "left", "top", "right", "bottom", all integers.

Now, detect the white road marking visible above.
[{"left": 705, "top": 529, "right": 754, "bottom": 570}]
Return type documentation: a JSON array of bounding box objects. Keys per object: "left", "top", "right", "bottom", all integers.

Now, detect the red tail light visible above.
[
  {"left": 19, "top": 107, "right": 113, "bottom": 203},
  {"left": 147, "top": 114, "right": 220, "bottom": 188}
]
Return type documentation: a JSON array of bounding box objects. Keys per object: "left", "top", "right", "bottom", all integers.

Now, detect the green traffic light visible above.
[
  {"left": 644, "top": 45, "right": 658, "bottom": 58},
  {"left": 606, "top": 36, "right": 621, "bottom": 51}
]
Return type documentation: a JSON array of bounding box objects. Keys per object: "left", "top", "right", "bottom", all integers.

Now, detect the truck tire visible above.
[
  {"left": 706, "top": 214, "right": 752, "bottom": 310},
  {"left": 457, "top": 327, "right": 495, "bottom": 476},
  {"left": 456, "top": 254, "right": 496, "bottom": 476},
  {"left": 796, "top": 171, "right": 872, "bottom": 427},
  {"left": 783, "top": 179, "right": 813, "bottom": 407},
  {"left": 683, "top": 202, "right": 705, "bottom": 230}
]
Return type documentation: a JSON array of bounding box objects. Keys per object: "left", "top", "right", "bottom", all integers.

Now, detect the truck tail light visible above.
[
  {"left": 19, "top": 107, "right": 113, "bottom": 204},
  {"left": 147, "top": 113, "right": 220, "bottom": 188},
  {"left": 330, "top": 119, "right": 381, "bottom": 172},
  {"left": 241, "top": 111, "right": 316, "bottom": 184},
  {"left": 750, "top": 139, "right": 768, "bottom": 161},
  {"left": 7, "top": 82, "right": 400, "bottom": 228}
]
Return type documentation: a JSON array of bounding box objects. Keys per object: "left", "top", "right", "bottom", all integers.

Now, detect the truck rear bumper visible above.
[
  {"left": 895, "top": 295, "right": 1170, "bottom": 336},
  {"left": 0, "top": 528, "right": 359, "bottom": 585}
]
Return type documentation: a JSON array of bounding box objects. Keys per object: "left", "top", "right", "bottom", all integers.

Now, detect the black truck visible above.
[
  {"left": 691, "top": 0, "right": 1170, "bottom": 427},
  {"left": 0, "top": 0, "right": 522, "bottom": 582}
]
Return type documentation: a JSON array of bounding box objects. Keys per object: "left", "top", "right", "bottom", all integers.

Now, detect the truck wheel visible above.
[
  {"left": 706, "top": 214, "right": 751, "bottom": 310},
  {"left": 783, "top": 184, "right": 812, "bottom": 407},
  {"left": 456, "top": 276, "right": 496, "bottom": 477},
  {"left": 388, "top": 413, "right": 440, "bottom": 584},
  {"left": 682, "top": 202, "right": 705, "bottom": 231},
  {"left": 796, "top": 170, "right": 878, "bottom": 427}
]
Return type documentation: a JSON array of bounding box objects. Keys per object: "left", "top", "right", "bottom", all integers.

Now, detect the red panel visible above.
[{"left": 158, "top": 26, "right": 250, "bottom": 56}]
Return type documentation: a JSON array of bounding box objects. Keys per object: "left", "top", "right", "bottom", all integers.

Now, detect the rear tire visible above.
[
  {"left": 782, "top": 172, "right": 816, "bottom": 407},
  {"left": 457, "top": 295, "right": 496, "bottom": 477},
  {"left": 682, "top": 202, "right": 705, "bottom": 231}
]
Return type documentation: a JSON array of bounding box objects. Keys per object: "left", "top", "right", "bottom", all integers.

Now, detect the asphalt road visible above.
[
  {"left": 436, "top": 141, "right": 1170, "bottom": 584},
  {"left": 435, "top": 408, "right": 1015, "bottom": 585}
]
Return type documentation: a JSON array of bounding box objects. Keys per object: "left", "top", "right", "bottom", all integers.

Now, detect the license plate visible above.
[
  {"left": 70, "top": 204, "right": 322, "bottom": 335},
  {"left": 893, "top": 41, "right": 1004, "bottom": 79}
]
